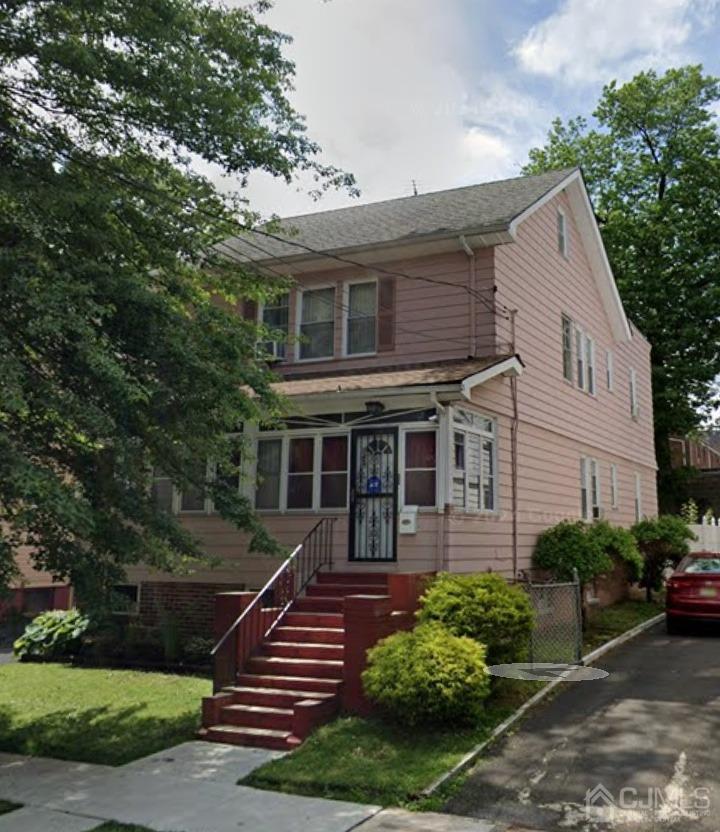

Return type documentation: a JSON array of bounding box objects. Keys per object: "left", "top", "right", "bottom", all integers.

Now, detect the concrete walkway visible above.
[{"left": 0, "top": 741, "right": 516, "bottom": 832}]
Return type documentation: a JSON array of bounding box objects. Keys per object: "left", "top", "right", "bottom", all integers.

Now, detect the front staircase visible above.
[{"left": 200, "top": 571, "right": 389, "bottom": 750}]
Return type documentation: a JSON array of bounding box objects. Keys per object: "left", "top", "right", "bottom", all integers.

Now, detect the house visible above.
[
  {"left": 122, "top": 166, "right": 657, "bottom": 638},
  {"left": 669, "top": 435, "right": 720, "bottom": 471}
]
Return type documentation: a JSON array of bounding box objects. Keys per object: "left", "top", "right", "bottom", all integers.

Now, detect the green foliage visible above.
[
  {"left": 632, "top": 515, "right": 696, "bottom": 595},
  {"left": 680, "top": 499, "right": 700, "bottom": 525},
  {"left": 158, "top": 612, "right": 182, "bottom": 664},
  {"left": 533, "top": 520, "right": 611, "bottom": 584},
  {"left": 182, "top": 636, "right": 214, "bottom": 666},
  {"left": 0, "top": 0, "right": 353, "bottom": 603},
  {"left": 362, "top": 623, "right": 491, "bottom": 727},
  {"left": 417, "top": 572, "right": 533, "bottom": 664},
  {"left": 13, "top": 609, "right": 90, "bottom": 660},
  {"left": 524, "top": 66, "right": 720, "bottom": 506},
  {"left": 585, "top": 521, "right": 644, "bottom": 582}
]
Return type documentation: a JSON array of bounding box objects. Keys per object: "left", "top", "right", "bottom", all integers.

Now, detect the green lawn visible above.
[
  {"left": 0, "top": 663, "right": 210, "bottom": 766},
  {"left": 583, "top": 598, "right": 663, "bottom": 654},
  {"left": 0, "top": 800, "right": 20, "bottom": 816},
  {"left": 246, "top": 600, "right": 663, "bottom": 807}
]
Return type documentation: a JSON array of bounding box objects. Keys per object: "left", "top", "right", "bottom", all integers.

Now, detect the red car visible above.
[{"left": 666, "top": 552, "right": 720, "bottom": 634}]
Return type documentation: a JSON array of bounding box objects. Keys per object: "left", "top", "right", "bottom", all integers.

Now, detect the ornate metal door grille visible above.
[{"left": 349, "top": 428, "right": 398, "bottom": 561}]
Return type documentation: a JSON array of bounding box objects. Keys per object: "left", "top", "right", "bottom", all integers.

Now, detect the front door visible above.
[{"left": 349, "top": 428, "right": 398, "bottom": 561}]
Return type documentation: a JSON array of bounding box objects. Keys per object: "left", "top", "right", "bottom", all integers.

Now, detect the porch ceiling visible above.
[{"left": 270, "top": 354, "right": 522, "bottom": 398}]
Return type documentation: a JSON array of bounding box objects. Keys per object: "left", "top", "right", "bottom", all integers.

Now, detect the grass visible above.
[
  {"left": 583, "top": 598, "right": 663, "bottom": 654},
  {"left": 0, "top": 800, "right": 20, "bottom": 816},
  {"left": 0, "top": 662, "right": 210, "bottom": 766},
  {"left": 245, "top": 599, "right": 663, "bottom": 807}
]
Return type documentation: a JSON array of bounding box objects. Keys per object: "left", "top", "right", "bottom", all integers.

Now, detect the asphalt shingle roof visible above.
[{"left": 226, "top": 168, "right": 575, "bottom": 262}]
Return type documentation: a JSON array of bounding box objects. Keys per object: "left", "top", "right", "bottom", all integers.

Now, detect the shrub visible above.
[
  {"left": 417, "top": 572, "right": 533, "bottom": 664},
  {"left": 183, "top": 635, "right": 214, "bottom": 665},
  {"left": 585, "top": 521, "right": 644, "bottom": 582},
  {"left": 362, "top": 622, "right": 491, "bottom": 726},
  {"left": 13, "top": 609, "right": 91, "bottom": 660},
  {"left": 533, "top": 520, "right": 611, "bottom": 585},
  {"left": 632, "top": 515, "right": 695, "bottom": 600}
]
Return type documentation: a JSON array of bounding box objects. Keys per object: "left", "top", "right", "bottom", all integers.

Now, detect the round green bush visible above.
[
  {"left": 362, "top": 622, "right": 491, "bottom": 726},
  {"left": 13, "top": 608, "right": 91, "bottom": 660},
  {"left": 585, "top": 521, "right": 644, "bottom": 582},
  {"left": 417, "top": 572, "right": 534, "bottom": 664},
  {"left": 533, "top": 520, "right": 611, "bottom": 585}
]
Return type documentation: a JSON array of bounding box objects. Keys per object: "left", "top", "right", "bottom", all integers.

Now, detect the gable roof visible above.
[{"left": 226, "top": 168, "right": 574, "bottom": 262}]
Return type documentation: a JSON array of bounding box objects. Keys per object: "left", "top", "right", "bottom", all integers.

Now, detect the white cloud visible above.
[{"left": 514, "top": 0, "right": 718, "bottom": 84}]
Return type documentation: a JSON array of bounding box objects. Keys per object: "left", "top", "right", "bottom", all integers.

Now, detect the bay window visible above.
[
  {"left": 404, "top": 431, "right": 436, "bottom": 506},
  {"left": 345, "top": 281, "right": 377, "bottom": 355},
  {"left": 451, "top": 409, "right": 497, "bottom": 512},
  {"left": 299, "top": 287, "right": 335, "bottom": 360}
]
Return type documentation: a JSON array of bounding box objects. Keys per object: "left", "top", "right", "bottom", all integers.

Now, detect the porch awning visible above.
[{"left": 270, "top": 354, "right": 523, "bottom": 399}]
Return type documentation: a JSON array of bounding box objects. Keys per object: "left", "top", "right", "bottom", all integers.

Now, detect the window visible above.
[
  {"left": 606, "top": 350, "right": 614, "bottom": 391},
  {"left": 260, "top": 293, "right": 289, "bottom": 360},
  {"left": 255, "top": 438, "right": 282, "bottom": 509},
  {"left": 321, "top": 436, "right": 348, "bottom": 508},
  {"left": 580, "top": 456, "right": 601, "bottom": 520},
  {"left": 585, "top": 336, "right": 596, "bottom": 395},
  {"left": 557, "top": 209, "right": 568, "bottom": 257},
  {"left": 299, "top": 287, "right": 335, "bottom": 360},
  {"left": 345, "top": 281, "right": 377, "bottom": 355},
  {"left": 451, "top": 409, "right": 497, "bottom": 512},
  {"left": 287, "top": 437, "right": 314, "bottom": 509},
  {"left": 151, "top": 468, "right": 174, "bottom": 512},
  {"left": 575, "top": 327, "right": 585, "bottom": 388},
  {"left": 179, "top": 462, "right": 207, "bottom": 512},
  {"left": 112, "top": 584, "right": 139, "bottom": 616},
  {"left": 404, "top": 431, "right": 436, "bottom": 507},
  {"left": 562, "top": 315, "right": 573, "bottom": 382},
  {"left": 629, "top": 368, "right": 639, "bottom": 418},
  {"left": 609, "top": 463, "right": 618, "bottom": 509},
  {"left": 634, "top": 472, "right": 642, "bottom": 521}
]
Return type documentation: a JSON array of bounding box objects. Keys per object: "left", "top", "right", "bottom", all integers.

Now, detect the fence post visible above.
[
  {"left": 212, "top": 591, "right": 257, "bottom": 693},
  {"left": 342, "top": 594, "right": 393, "bottom": 715}
]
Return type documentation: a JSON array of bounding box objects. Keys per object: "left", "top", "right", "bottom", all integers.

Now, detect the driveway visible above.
[{"left": 447, "top": 621, "right": 720, "bottom": 831}]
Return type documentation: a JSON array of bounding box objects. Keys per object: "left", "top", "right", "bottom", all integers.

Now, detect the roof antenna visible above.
[{"left": 411, "top": 179, "right": 418, "bottom": 196}]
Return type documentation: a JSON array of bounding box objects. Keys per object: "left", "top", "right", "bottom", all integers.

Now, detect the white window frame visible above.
[
  {"left": 580, "top": 456, "right": 601, "bottom": 520},
  {"left": 448, "top": 407, "right": 498, "bottom": 514},
  {"left": 561, "top": 314, "right": 573, "bottom": 383},
  {"left": 629, "top": 368, "right": 639, "bottom": 419},
  {"left": 609, "top": 463, "right": 618, "bottom": 509},
  {"left": 566, "top": 316, "right": 596, "bottom": 395},
  {"left": 634, "top": 472, "right": 642, "bottom": 521},
  {"left": 342, "top": 277, "right": 378, "bottom": 358},
  {"left": 258, "top": 292, "right": 290, "bottom": 361},
  {"left": 585, "top": 335, "right": 596, "bottom": 395},
  {"left": 295, "top": 285, "right": 336, "bottom": 363},
  {"left": 606, "top": 349, "right": 614, "bottom": 392},
  {"left": 557, "top": 208, "right": 568, "bottom": 258}
]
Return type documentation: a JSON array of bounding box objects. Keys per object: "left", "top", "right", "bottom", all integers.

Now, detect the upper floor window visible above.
[
  {"left": 606, "top": 350, "right": 614, "bottom": 392},
  {"left": 629, "top": 368, "right": 639, "bottom": 419},
  {"left": 565, "top": 315, "right": 596, "bottom": 394},
  {"left": 345, "top": 280, "right": 377, "bottom": 356},
  {"left": 260, "top": 293, "right": 289, "bottom": 360},
  {"left": 298, "top": 287, "right": 335, "bottom": 360},
  {"left": 451, "top": 409, "right": 497, "bottom": 512},
  {"left": 557, "top": 209, "right": 568, "bottom": 257},
  {"left": 580, "top": 456, "right": 600, "bottom": 520}
]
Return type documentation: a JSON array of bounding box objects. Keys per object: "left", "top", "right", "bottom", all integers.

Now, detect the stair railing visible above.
[{"left": 211, "top": 517, "right": 336, "bottom": 692}]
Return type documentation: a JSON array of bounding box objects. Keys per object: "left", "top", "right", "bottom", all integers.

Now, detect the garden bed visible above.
[
  {"left": 244, "top": 599, "right": 663, "bottom": 808},
  {"left": 0, "top": 663, "right": 210, "bottom": 765}
]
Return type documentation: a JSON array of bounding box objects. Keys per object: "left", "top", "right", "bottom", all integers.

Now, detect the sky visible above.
[{"left": 219, "top": 0, "right": 720, "bottom": 219}]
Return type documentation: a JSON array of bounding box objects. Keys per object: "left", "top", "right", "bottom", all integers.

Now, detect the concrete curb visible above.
[{"left": 419, "top": 611, "right": 665, "bottom": 798}]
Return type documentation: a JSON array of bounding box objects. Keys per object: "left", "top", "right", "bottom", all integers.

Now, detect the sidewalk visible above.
[{"left": 0, "top": 742, "right": 509, "bottom": 832}]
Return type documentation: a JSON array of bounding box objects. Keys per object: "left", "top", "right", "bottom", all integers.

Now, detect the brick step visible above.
[
  {"left": 221, "top": 703, "right": 293, "bottom": 731},
  {"left": 201, "top": 724, "right": 291, "bottom": 751},
  {"left": 306, "top": 583, "right": 387, "bottom": 598},
  {"left": 225, "top": 685, "right": 334, "bottom": 709},
  {"left": 262, "top": 641, "right": 344, "bottom": 660},
  {"left": 274, "top": 626, "right": 344, "bottom": 644},
  {"left": 282, "top": 612, "right": 344, "bottom": 628},
  {"left": 236, "top": 673, "right": 342, "bottom": 694},
  {"left": 316, "top": 572, "right": 389, "bottom": 585},
  {"left": 293, "top": 596, "right": 343, "bottom": 614},
  {"left": 247, "top": 655, "right": 344, "bottom": 679}
]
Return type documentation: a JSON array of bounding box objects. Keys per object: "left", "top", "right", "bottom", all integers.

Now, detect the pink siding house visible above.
[{"left": 125, "top": 167, "right": 657, "bottom": 632}]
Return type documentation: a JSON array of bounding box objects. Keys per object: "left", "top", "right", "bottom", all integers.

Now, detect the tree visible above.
[
  {"left": 524, "top": 67, "right": 720, "bottom": 509},
  {"left": 0, "top": 0, "right": 354, "bottom": 608}
]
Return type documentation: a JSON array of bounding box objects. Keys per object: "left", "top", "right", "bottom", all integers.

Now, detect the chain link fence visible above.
[{"left": 519, "top": 570, "right": 583, "bottom": 664}]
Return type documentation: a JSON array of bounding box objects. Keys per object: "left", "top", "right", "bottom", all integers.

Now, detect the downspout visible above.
[
  {"left": 509, "top": 309, "right": 519, "bottom": 578},
  {"left": 459, "top": 235, "right": 477, "bottom": 357}
]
